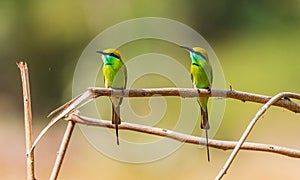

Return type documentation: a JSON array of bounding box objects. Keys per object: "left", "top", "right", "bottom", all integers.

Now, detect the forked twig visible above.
[
  {"left": 28, "top": 87, "right": 300, "bottom": 179},
  {"left": 32, "top": 87, "right": 300, "bottom": 152},
  {"left": 216, "top": 92, "right": 300, "bottom": 179},
  {"left": 30, "top": 91, "right": 92, "bottom": 152},
  {"left": 17, "top": 62, "right": 35, "bottom": 180},
  {"left": 47, "top": 94, "right": 82, "bottom": 118}
]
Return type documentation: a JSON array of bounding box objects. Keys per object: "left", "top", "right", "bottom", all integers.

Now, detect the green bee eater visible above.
[
  {"left": 180, "top": 45, "right": 213, "bottom": 161},
  {"left": 96, "top": 48, "right": 127, "bottom": 145}
]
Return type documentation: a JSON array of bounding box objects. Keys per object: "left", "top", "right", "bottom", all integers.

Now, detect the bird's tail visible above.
[
  {"left": 112, "top": 104, "right": 121, "bottom": 145},
  {"left": 201, "top": 108, "right": 210, "bottom": 162},
  {"left": 200, "top": 108, "right": 210, "bottom": 130}
]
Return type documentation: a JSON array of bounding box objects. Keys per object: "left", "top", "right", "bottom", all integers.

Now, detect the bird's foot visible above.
[
  {"left": 206, "top": 87, "right": 211, "bottom": 94},
  {"left": 197, "top": 88, "right": 201, "bottom": 95}
]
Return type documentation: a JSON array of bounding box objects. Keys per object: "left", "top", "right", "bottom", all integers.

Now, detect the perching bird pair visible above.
[{"left": 96, "top": 46, "right": 213, "bottom": 161}]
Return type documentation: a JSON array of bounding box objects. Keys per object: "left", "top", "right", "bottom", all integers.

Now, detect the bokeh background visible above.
[{"left": 1, "top": 0, "right": 300, "bottom": 179}]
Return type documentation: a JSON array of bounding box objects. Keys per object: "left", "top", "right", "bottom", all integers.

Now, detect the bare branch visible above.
[
  {"left": 88, "top": 87, "right": 300, "bottom": 113},
  {"left": 216, "top": 92, "right": 300, "bottom": 179},
  {"left": 29, "top": 87, "right": 300, "bottom": 179},
  {"left": 50, "top": 121, "right": 75, "bottom": 180},
  {"left": 47, "top": 94, "right": 82, "bottom": 118},
  {"left": 67, "top": 113, "right": 300, "bottom": 159},
  {"left": 17, "top": 62, "right": 35, "bottom": 180},
  {"left": 30, "top": 91, "right": 92, "bottom": 152}
]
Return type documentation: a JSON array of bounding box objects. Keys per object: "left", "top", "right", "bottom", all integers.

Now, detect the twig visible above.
[
  {"left": 88, "top": 87, "right": 300, "bottom": 113},
  {"left": 31, "top": 88, "right": 300, "bottom": 156},
  {"left": 216, "top": 92, "right": 300, "bottom": 179},
  {"left": 67, "top": 113, "right": 300, "bottom": 158},
  {"left": 47, "top": 94, "right": 82, "bottom": 118},
  {"left": 29, "top": 87, "right": 300, "bottom": 179},
  {"left": 30, "top": 91, "right": 92, "bottom": 152},
  {"left": 50, "top": 121, "right": 76, "bottom": 180},
  {"left": 17, "top": 62, "right": 35, "bottom": 180}
]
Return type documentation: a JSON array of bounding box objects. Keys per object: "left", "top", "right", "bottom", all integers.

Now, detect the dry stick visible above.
[
  {"left": 68, "top": 113, "right": 300, "bottom": 158},
  {"left": 31, "top": 88, "right": 300, "bottom": 153},
  {"left": 17, "top": 62, "right": 35, "bottom": 180},
  {"left": 30, "top": 88, "right": 300, "bottom": 166},
  {"left": 30, "top": 91, "right": 91, "bottom": 152},
  {"left": 216, "top": 92, "right": 300, "bottom": 180},
  {"left": 50, "top": 121, "right": 75, "bottom": 180},
  {"left": 88, "top": 87, "right": 300, "bottom": 113},
  {"left": 47, "top": 93, "right": 82, "bottom": 118}
]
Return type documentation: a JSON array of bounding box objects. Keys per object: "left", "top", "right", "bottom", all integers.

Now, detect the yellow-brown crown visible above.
[
  {"left": 192, "top": 47, "right": 208, "bottom": 60},
  {"left": 102, "top": 48, "right": 122, "bottom": 59}
]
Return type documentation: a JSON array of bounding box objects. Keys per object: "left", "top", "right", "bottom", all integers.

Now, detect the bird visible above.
[
  {"left": 180, "top": 45, "right": 213, "bottom": 161},
  {"left": 96, "top": 48, "right": 127, "bottom": 145}
]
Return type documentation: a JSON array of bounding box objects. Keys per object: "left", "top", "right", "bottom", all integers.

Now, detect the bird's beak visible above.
[
  {"left": 180, "top": 45, "right": 194, "bottom": 53},
  {"left": 96, "top": 50, "right": 106, "bottom": 55}
]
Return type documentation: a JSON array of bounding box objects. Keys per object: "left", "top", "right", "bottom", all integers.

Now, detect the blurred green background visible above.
[{"left": 1, "top": 0, "right": 300, "bottom": 179}]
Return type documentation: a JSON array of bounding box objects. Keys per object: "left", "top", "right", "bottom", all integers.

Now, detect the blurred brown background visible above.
[{"left": 1, "top": 0, "right": 300, "bottom": 179}]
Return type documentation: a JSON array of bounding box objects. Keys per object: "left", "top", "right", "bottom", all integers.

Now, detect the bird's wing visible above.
[
  {"left": 123, "top": 63, "right": 128, "bottom": 89},
  {"left": 113, "top": 63, "right": 127, "bottom": 89},
  {"left": 100, "top": 62, "right": 106, "bottom": 85},
  {"left": 207, "top": 62, "right": 213, "bottom": 86}
]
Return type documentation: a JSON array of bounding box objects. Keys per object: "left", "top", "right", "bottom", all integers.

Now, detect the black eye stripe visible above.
[
  {"left": 109, "top": 53, "right": 120, "bottom": 59},
  {"left": 195, "top": 52, "right": 207, "bottom": 60}
]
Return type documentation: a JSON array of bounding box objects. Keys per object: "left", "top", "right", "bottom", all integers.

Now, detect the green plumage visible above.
[
  {"left": 97, "top": 49, "right": 127, "bottom": 145},
  {"left": 189, "top": 48, "right": 212, "bottom": 130},
  {"left": 181, "top": 46, "right": 213, "bottom": 161}
]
